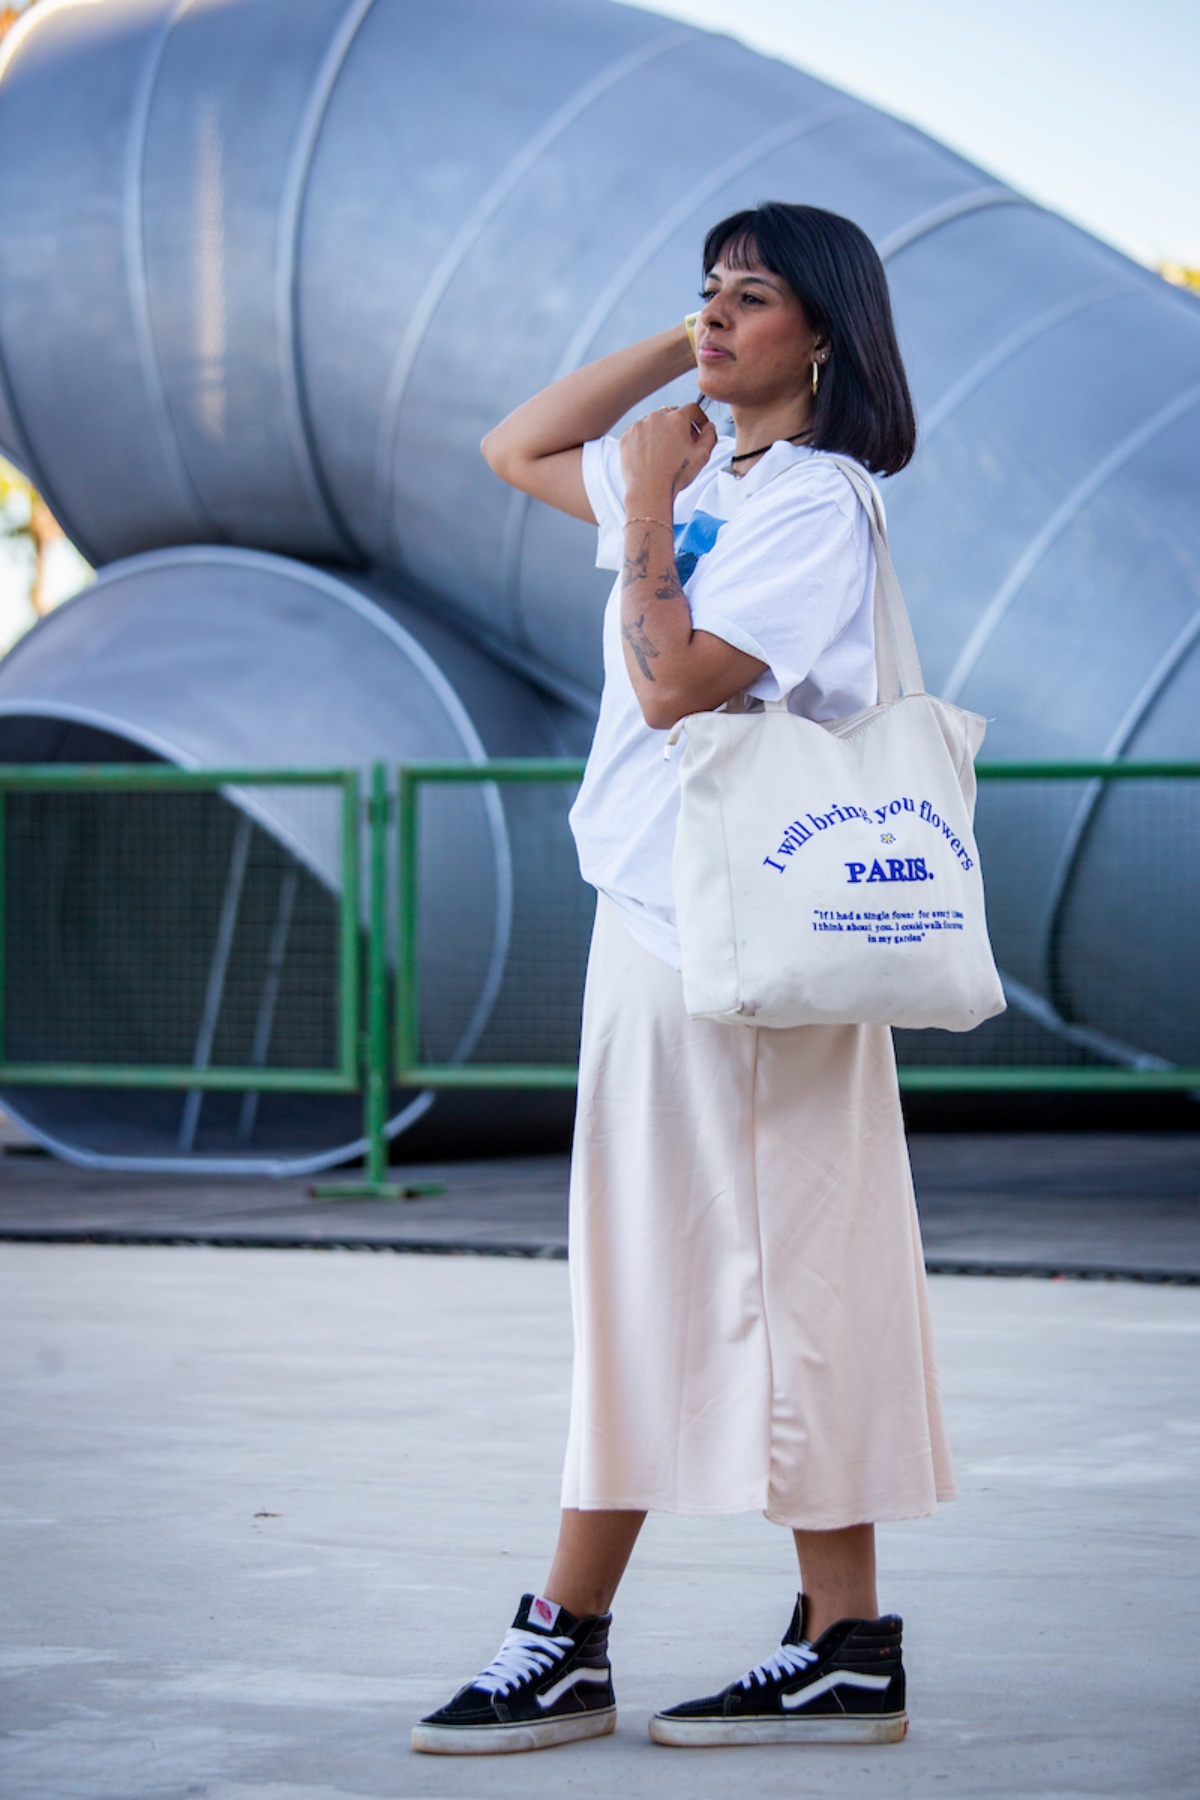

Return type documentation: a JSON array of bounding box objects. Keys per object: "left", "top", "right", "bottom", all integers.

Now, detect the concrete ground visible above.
[{"left": 1, "top": 1244, "right": 1198, "bottom": 1799}]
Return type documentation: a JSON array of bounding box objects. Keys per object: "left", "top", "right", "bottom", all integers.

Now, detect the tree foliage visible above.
[
  {"left": 0, "top": 3, "right": 36, "bottom": 44},
  {"left": 1, "top": 456, "right": 69, "bottom": 619}
]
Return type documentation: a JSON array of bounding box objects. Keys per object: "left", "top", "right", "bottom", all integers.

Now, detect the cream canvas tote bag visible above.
[{"left": 670, "top": 456, "right": 1006, "bottom": 1031}]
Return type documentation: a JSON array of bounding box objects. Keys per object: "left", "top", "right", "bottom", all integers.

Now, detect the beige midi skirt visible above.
[{"left": 561, "top": 897, "right": 956, "bottom": 1531}]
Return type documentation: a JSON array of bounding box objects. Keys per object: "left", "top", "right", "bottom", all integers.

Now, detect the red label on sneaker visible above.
[{"left": 530, "top": 1596, "right": 560, "bottom": 1630}]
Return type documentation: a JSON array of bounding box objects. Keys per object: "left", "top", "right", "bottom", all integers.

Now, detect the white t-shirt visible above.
[{"left": 568, "top": 431, "right": 880, "bottom": 968}]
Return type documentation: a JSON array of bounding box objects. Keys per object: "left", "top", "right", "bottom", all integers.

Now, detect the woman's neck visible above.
[{"left": 730, "top": 397, "right": 813, "bottom": 462}]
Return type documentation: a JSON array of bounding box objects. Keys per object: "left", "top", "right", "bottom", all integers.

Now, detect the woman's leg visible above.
[
  {"left": 792, "top": 1523, "right": 878, "bottom": 1641},
  {"left": 544, "top": 1508, "right": 646, "bottom": 1616}
]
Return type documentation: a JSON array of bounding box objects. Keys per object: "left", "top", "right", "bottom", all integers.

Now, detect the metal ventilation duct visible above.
[
  {"left": 1, "top": 0, "right": 1198, "bottom": 1084},
  {"left": 0, "top": 550, "right": 588, "bottom": 1170}
]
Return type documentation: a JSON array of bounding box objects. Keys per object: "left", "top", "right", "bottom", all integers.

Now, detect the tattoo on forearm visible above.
[
  {"left": 654, "top": 564, "right": 679, "bottom": 602},
  {"left": 624, "top": 530, "right": 682, "bottom": 601},
  {"left": 622, "top": 613, "right": 659, "bottom": 682},
  {"left": 621, "top": 534, "right": 651, "bottom": 589},
  {"left": 621, "top": 526, "right": 686, "bottom": 688}
]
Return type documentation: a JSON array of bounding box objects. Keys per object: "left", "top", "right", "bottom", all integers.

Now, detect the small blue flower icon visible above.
[{"left": 881, "top": 832, "right": 896, "bottom": 844}]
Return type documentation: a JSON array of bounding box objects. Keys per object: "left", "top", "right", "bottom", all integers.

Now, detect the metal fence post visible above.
[
  {"left": 312, "top": 762, "right": 442, "bottom": 1201},
  {"left": 394, "top": 763, "right": 420, "bottom": 1084}
]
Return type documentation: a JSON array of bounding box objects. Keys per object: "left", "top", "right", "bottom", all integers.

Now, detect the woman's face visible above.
[{"left": 695, "top": 252, "right": 824, "bottom": 410}]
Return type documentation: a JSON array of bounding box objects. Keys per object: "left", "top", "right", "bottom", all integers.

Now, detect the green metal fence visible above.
[
  {"left": 1, "top": 758, "right": 1197, "bottom": 1190},
  {"left": 392, "top": 758, "right": 1200, "bottom": 1096}
]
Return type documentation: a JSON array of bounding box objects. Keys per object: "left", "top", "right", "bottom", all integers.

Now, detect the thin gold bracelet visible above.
[{"left": 625, "top": 515, "right": 674, "bottom": 531}]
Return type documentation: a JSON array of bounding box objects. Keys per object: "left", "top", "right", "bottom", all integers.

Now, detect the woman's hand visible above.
[
  {"left": 619, "top": 404, "right": 717, "bottom": 513},
  {"left": 618, "top": 405, "right": 766, "bottom": 729}
]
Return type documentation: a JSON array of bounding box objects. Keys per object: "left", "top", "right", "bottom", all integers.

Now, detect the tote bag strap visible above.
[{"left": 822, "top": 454, "right": 925, "bottom": 704}]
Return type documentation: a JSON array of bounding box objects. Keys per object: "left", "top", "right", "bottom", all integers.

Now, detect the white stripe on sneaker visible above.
[
  {"left": 780, "top": 1670, "right": 891, "bottom": 1710},
  {"left": 535, "top": 1667, "right": 611, "bottom": 1710}
]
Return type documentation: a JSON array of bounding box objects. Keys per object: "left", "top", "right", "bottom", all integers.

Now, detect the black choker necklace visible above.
[{"left": 728, "top": 430, "right": 811, "bottom": 467}]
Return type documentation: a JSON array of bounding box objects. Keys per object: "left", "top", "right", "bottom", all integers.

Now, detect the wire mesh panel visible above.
[
  {"left": 403, "top": 774, "right": 513, "bottom": 1069},
  {"left": 0, "top": 769, "right": 360, "bottom": 1092},
  {"left": 463, "top": 777, "right": 594, "bottom": 1069},
  {"left": 894, "top": 765, "right": 1200, "bottom": 1083},
  {"left": 396, "top": 762, "right": 591, "bottom": 1085}
]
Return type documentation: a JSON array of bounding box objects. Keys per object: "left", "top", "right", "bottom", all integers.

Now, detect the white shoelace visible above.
[
  {"left": 473, "top": 1627, "right": 573, "bottom": 1697},
  {"left": 738, "top": 1640, "right": 818, "bottom": 1690}
]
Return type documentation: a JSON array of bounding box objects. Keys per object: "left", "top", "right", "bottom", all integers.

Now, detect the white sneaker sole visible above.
[
  {"left": 411, "top": 1706, "right": 617, "bottom": 1756},
  {"left": 648, "top": 1710, "right": 907, "bottom": 1747}
]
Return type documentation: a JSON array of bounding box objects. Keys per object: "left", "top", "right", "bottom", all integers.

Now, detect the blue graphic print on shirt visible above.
[{"left": 673, "top": 510, "right": 727, "bottom": 586}]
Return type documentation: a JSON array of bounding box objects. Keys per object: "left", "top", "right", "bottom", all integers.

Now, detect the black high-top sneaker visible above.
[
  {"left": 649, "top": 1595, "right": 907, "bottom": 1747},
  {"left": 411, "top": 1593, "right": 616, "bottom": 1755}
]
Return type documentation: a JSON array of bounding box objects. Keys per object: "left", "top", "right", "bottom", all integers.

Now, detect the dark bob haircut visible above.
[{"left": 703, "top": 203, "right": 916, "bottom": 477}]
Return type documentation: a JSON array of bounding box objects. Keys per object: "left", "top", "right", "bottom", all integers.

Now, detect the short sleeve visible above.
[
  {"left": 687, "top": 462, "right": 872, "bottom": 704},
  {"left": 581, "top": 436, "right": 628, "bottom": 572}
]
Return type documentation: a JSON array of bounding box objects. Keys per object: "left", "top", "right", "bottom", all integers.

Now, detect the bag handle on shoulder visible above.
[{"left": 822, "top": 455, "right": 925, "bottom": 704}]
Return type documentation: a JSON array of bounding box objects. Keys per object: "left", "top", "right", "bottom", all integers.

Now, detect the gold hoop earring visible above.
[{"left": 811, "top": 359, "right": 820, "bottom": 397}]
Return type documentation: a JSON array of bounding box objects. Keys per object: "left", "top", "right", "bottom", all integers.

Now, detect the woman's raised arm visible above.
[{"left": 480, "top": 325, "right": 697, "bottom": 522}]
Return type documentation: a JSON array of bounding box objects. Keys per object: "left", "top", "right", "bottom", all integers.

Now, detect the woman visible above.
[{"left": 412, "top": 202, "right": 954, "bottom": 1757}]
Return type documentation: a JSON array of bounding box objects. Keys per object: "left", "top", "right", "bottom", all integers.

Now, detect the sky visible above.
[{"left": 618, "top": 0, "right": 1200, "bottom": 269}]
